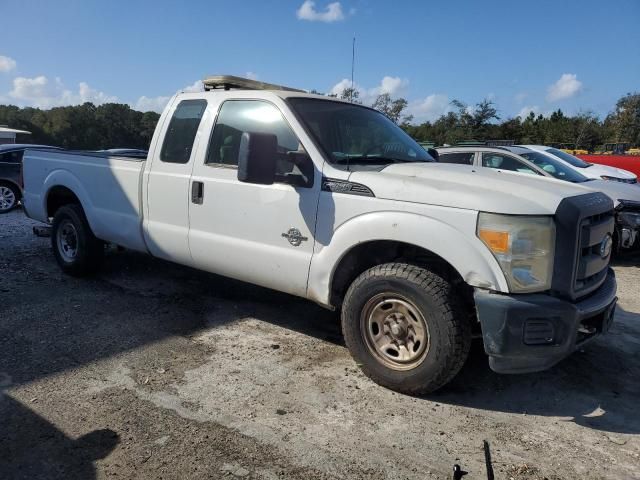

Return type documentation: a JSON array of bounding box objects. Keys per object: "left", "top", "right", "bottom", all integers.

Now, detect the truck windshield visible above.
[
  {"left": 288, "top": 97, "right": 433, "bottom": 170},
  {"left": 545, "top": 148, "right": 591, "bottom": 168},
  {"left": 520, "top": 151, "right": 590, "bottom": 183}
]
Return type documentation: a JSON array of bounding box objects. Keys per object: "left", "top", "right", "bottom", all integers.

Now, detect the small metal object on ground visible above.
[
  {"left": 33, "top": 226, "right": 52, "bottom": 237},
  {"left": 484, "top": 440, "right": 495, "bottom": 480},
  {"left": 452, "top": 464, "right": 467, "bottom": 479}
]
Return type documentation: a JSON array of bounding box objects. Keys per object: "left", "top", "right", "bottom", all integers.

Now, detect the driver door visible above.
[{"left": 188, "top": 99, "right": 320, "bottom": 296}]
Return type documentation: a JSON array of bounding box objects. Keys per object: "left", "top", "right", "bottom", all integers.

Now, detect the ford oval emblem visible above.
[{"left": 599, "top": 234, "right": 613, "bottom": 259}]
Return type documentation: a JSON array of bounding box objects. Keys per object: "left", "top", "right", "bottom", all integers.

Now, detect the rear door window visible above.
[{"left": 160, "top": 99, "right": 207, "bottom": 164}]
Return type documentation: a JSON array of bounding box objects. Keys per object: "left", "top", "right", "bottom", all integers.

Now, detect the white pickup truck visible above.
[{"left": 22, "top": 76, "right": 618, "bottom": 394}]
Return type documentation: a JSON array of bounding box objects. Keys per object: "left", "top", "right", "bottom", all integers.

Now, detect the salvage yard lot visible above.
[{"left": 1, "top": 208, "right": 639, "bottom": 480}]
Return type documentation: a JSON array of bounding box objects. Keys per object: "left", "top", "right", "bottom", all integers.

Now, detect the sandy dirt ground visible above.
[{"left": 1, "top": 207, "right": 639, "bottom": 479}]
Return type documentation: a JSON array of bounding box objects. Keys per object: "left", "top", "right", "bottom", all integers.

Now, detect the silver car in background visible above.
[{"left": 437, "top": 145, "right": 640, "bottom": 252}]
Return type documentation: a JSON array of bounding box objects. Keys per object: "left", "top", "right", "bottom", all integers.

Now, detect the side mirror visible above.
[
  {"left": 427, "top": 148, "right": 439, "bottom": 161},
  {"left": 237, "top": 132, "right": 278, "bottom": 185}
]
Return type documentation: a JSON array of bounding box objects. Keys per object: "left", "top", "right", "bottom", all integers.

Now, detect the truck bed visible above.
[{"left": 23, "top": 150, "right": 148, "bottom": 252}]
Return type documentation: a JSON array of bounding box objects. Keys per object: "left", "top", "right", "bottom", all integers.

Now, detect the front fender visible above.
[{"left": 307, "top": 210, "right": 508, "bottom": 307}]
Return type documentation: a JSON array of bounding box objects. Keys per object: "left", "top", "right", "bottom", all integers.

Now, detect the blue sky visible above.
[{"left": 1, "top": 0, "right": 638, "bottom": 122}]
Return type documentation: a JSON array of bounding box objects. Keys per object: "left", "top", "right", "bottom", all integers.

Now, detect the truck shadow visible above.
[
  {"left": 0, "top": 394, "right": 118, "bottom": 480},
  {"left": 100, "top": 249, "right": 640, "bottom": 436},
  {"left": 1, "top": 234, "right": 638, "bottom": 437},
  {"left": 429, "top": 304, "right": 640, "bottom": 435}
]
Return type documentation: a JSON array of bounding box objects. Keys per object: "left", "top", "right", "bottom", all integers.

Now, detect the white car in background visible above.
[{"left": 522, "top": 145, "right": 637, "bottom": 184}]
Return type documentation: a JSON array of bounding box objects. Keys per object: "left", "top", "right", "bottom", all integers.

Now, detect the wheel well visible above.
[
  {"left": 330, "top": 240, "right": 474, "bottom": 311},
  {"left": 47, "top": 186, "right": 80, "bottom": 219},
  {"left": 0, "top": 180, "right": 22, "bottom": 199}
]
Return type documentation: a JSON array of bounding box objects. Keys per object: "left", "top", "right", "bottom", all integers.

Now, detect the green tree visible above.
[
  {"left": 339, "top": 87, "right": 361, "bottom": 104},
  {"left": 371, "top": 93, "right": 413, "bottom": 125},
  {"left": 0, "top": 102, "right": 160, "bottom": 149},
  {"left": 604, "top": 93, "right": 640, "bottom": 146}
]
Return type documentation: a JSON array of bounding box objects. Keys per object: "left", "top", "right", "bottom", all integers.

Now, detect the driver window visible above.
[
  {"left": 206, "top": 100, "right": 313, "bottom": 187},
  {"left": 482, "top": 152, "right": 536, "bottom": 175}
]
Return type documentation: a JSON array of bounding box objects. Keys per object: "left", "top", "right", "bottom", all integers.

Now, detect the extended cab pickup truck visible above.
[{"left": 22, "top": 76, "right": 618, "bottom": 394}]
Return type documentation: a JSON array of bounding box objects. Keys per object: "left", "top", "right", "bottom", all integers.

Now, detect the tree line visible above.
[
  {"left": 0, "top": 103, "right": 160, "bottom": 150},
  {"left": 333, "top": 89, "right": 640, "bottom": 151},
  {"left": 404, "top": 94, "right": 640, "bottom": 151},
  {"left": 1, "top": 91, "right": 638, "bottom": 151}
]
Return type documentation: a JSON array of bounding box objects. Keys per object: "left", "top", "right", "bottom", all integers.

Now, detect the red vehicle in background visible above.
[
  {"left": 578, "top": 154, "right": 640, "bottom": 178},
  {"left": 577, "top": 143, "right": 640, "bottom": 178}
]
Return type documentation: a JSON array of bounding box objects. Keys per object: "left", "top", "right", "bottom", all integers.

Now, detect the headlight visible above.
[
  {"left": 477, "top": 213, "right": 556, "bottom": 293},
  {"left": 601, "top": 175, "right": 635, "bottom": 183}
]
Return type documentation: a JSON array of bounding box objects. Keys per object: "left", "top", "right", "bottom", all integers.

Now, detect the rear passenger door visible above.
[{"left": 144, "top": 99, "right": 208, "bottom": 264}]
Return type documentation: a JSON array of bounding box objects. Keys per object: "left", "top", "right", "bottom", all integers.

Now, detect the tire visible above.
[
  {"left": 51, "top": 204, "right": 104, "bottom": 276},
  {"left": 341, "top": 263, "right": 471, "bottom": 395},
  {"left": 0, "top": 182, "right": 19, "bottom": 214}
]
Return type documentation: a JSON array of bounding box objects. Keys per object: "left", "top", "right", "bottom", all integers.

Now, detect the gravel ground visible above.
[{"left": 1, "top": 207, "right": 639, "bottom": 480}]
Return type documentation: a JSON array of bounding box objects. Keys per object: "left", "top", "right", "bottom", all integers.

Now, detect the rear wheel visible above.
[
  {"left": 341, "top": 263, "right": 471, "bottom": 394},
  {"left": 0, "top": 182, "right": 19, "bottom": 213},
  {"left": 51, "top": 204, "right": 103, "bottom": 276}
]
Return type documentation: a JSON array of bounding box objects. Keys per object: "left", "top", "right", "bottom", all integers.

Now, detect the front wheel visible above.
[
  {"left": 341, "top": 263, "right": 471, "bottom": 394},
  {"left": 51, "top": 204, "right": 104, "bottom": 276}
]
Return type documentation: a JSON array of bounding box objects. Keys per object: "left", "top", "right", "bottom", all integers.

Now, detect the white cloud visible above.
[
  {"left": 182, "top": 79, "right": 203, "bottom": 93},
  {"left": 0, "top": 55, "right": 17, "bottom": 73},
  {"left": 329, "top": 78, "right": 361, "bottom": 96},
  {"left": 517, "top": 105, "right": 540, "bottom": 118},
  {"left": 370, "top": 76, "right": 409, "bottom": 97},
  {"left": 407, "top": 94, "right": 450, "bottom": 122},
  {"left": 329, "top": 76, "right": 408, "bottom": 104},
  {"left": 296, "top": 0, "right": 345, "bottom": 22},
  {"left": 133, "top": 95, "right": 171, "bottom": 113},
  {"left": 8, "top": 76, "right": 117, "bottom": 108},
  {"left": 132, "top": 80, "right": 204, "bottom": 112},
  {"left": 546, "top": 73, "right": 582, "bottom": 102},
  {"left": 246, "top": 71, "right": 259, "bottom": 80}
]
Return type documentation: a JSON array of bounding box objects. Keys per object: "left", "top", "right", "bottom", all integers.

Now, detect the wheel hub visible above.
[
  {"left": 57, "top": 220, "right": 79, "bottom": 262},
  {"left": 388, "top": 316, "right": 408, "bottom": 342},
  {"left": 361, "top": 294, "right": 430, "bottom": 371}
]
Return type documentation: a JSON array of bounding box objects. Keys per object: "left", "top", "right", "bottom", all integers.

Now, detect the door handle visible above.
[{"left": 191, "top": 181, "right": 204, "bottom": 204}]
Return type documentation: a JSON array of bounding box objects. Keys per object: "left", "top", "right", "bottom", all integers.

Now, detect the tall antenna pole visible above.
[{"left": 350, "top": 35, "right": 356, "bottom": 103}]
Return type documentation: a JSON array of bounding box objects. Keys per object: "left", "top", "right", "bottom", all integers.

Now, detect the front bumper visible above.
[{"left": 474, "top": 269, "right": 617, "bottom": 374}]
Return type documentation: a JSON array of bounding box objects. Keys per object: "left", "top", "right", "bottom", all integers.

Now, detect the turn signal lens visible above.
[{"left": 478, "top": 229, "right": 509, "bottom": 254}]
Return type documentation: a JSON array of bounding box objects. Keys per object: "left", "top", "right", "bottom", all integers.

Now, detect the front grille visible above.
[
  {"left": 552, "top": 192, "right": 614, "bottom": 301},
  {"left": 574, "top": 212, "right": 613, "bottom": 297}
]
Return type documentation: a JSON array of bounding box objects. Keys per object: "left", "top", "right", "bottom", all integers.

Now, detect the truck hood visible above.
[
  {"left": 582, "top": 179, "right": 640, "bottom": 206},
  {"left": 348, "top": 163, "right": 593, "bottom": 215}
]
